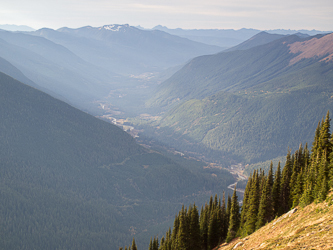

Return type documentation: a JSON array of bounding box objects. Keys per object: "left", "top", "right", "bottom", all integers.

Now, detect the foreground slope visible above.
[
  {"left": 0, "top": 72, "right": 234, "bottom": 249},
  {"left": 141, "top": 33, "right": 333, "bottom": 163},
  {"left": 218, "top": 197, "right": 333, "bottom": 250}
]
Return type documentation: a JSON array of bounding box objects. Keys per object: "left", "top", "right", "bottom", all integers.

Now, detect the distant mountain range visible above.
[
  {"left": 141, "top": 32, "right": 333, "bottom": 163},
  {"left": 0, "top": 24, "right": 224, "bottom": 113},
  {"left": 32, "top": 24, "right": 223, "bottom": 75},
  {"left": 151, "top": 25, "right": 330, "bottom": 48},
  {"left": 0, "top": 24, "right": 35, "bottom": 31}
]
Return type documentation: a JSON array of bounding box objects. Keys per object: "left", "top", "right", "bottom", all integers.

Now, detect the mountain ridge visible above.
[
  {"left": 137, "top": 32, "right": 333, "bottom": 163},
  {"left": 38, "top": 24, "right": 223, "bottom": 75}
]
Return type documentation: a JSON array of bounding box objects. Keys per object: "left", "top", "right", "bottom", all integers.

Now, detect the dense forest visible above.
[
  {"left": 0, "top": 71, "right": 237, "bottom": 250},
  {"left": 122, "top": 111, "right": 332, "bottom": 250}
]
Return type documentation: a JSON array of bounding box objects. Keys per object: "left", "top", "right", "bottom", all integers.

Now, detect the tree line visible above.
[{"left": 120, "top": 111, "right": 332, "bottom": 250}]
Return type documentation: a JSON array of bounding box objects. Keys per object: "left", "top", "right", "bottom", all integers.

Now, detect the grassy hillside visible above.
[
  {"left": 0, "top": 72, "right": 235, "bottom": 249},
  {"left": 218, "top": 194, "right": 333, "bottom": 249}
]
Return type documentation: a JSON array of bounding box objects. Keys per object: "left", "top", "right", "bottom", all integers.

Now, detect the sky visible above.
[{"left": 0, "top": 0, "right": 332, "bottom": 31}]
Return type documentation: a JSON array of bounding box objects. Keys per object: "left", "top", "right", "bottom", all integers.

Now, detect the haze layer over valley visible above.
[{"left": 0, "top": 22, "right": 332, "bottom": 249}]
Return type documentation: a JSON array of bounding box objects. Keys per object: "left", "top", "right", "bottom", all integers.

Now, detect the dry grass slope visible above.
[
  {"left": 218, "top": 193, "right": 333, "bottom": 250},
  {"left": 288, "top": 33, "right": 333, "bottom": 65}
]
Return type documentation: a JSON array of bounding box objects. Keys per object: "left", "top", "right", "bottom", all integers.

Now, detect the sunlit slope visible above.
[{"left": 218, "top": 195, "right": 333, "bottom": 249}]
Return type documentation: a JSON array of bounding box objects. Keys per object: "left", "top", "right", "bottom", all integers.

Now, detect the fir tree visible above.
[
  {"left": 318, "top": 175, "right": 329, "bottom": 202},
  {"left": 320, "top": 111, "right": 331, "bottom": 158},
  {"left": 292, "top": 168, "right": 303, "bottom": 207},
  {"left": 189, "top": 204, "right": 201, "bottom": 250},
  {"left": 329, "top": 151, "right": 333, "bottom": 188},
  {"left": 177, "top": 208, "right": 188, "bottom": 250},
  {"left": 171, "top": 214, "right": 179, "bottom": 249},
  {"left": 271, "top": 162, "right": 281, "bottom": 217},
  {"left": 299, "top": 166, "right": 315, "bottom": 207},
  {"left": 207, "top": 209, "right": 220, "bottom": 249},
  {"left": 200, "top": 205, "right": 209, "bottom": 250},
  {"left": 148, "top": 237, "right": 153, "bottom": 250},
  {"left": 226, "top": 185, "right": 240, "bottom": 242},
  {"left": 220, "top": 192, "right": 228, "bottom": 241},
  {"left": 256, "top": 175, "right": 271, "bottom": 230},
  {"left": 280, "top": 150, "right": 292, "bottom": 215},
  {"left": 226, "top": 194, "right": 232, "bottom": 229},
  {"left": 239, "top": 175, "right": 252, "bottom": 237},
  {"left": 131, "top": 238, "right": 137, "bottom": 250},
  {"left": 315, "top": 153, "right": 329, "bottom": 201},
  {"left": 244, "top": 170, "right": 259, "bottom": 235}
]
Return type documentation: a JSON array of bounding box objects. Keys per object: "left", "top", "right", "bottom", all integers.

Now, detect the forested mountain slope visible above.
[
  {"left": 133, "top": 113, "right": 333, "bottom": 250},
  {"left": 141, "top": 33, "right": 333, "bottom": 163},
  {"left": 0, "top": 72, "right": 235, "bottom": 249},
  {"left": 147, "top": 33, "right": 331, "bottom": 108}
]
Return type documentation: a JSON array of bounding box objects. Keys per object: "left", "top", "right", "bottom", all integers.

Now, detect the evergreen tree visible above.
[
  {"left": 200, "top": 205, "right": 209, "bottom": 250},
  {"left": 131, "top": 238, "right": 137, "bottom": 250},
  {"left": 220, "top": 192, "right": 228, "bottom": 241},
  {"left": 244, "top": 170, "right": 259, "bottom": 235},
  {"left": 299, "top": 166, "right": 315, "bottom": 207},
  {"left": 188, "top": 204, "right": 201, "bottom": 250},
  {"left": 226, "top": 194, "right": 232, "bottom": 229},
  {"left": 280, "top": 150, "right": 292, "bottom": 215},
  {"left": 266, "top": 163, "right": 274, "bottom": 221},
  {"left": 239, "top": 175, "right": 252, "bottom": 236},
  {"left": 148, "top": 237, "right": 153, "bottom": 250},
  {"left": 320, "top": 111, "right": 331, "bottom": 158},
  {"left": 271, "top": 162, "right": 281, "bottom": 217},
  {"left": 207, "top": 209, "right": 220, "bottom": 249},
  {"left": 315, "top": 153, "right": 329, "bottom": 201},
  {"left": 226, "top": 185, "right": 240, "bottom": 242},
  {"left": 292, "top": 168, "right": 303, "bottom": 207},
  {"left": 171, "top": 214, "right": 179, "bottom": 249},
  {"left": 177, "top": 208, "right": 188, "bottom": 250},
  {"left": 318, "top": 175, "right": 329, "bottom": 202},
  {"left": 329, "top": 151, "right": 333, "bottom": 188},
  {"left": 256, "top": 175, "right": 272, "bottom": 229}
]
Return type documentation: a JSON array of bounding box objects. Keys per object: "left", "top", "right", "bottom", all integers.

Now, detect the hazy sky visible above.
[{"left": 1, "top": 0, "right": 332, "bottom": 31}]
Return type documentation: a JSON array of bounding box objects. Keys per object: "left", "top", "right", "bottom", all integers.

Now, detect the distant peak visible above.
[{"left": 100, "top": 24, "right": 130, "bottom": 31}]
